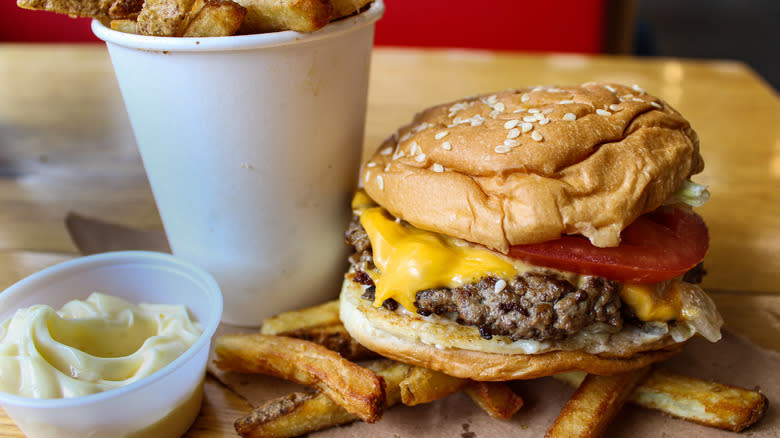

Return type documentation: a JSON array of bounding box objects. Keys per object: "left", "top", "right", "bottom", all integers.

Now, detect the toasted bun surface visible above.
[
  {"left": 340, "top": 279, "right": 684, "bottom": 381},
  {"left": 361, "top": 83, "right": 703, "bottom": 251}
]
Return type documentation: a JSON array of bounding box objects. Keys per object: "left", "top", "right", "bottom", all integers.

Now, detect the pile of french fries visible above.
[
  {"left": 17, "top": 0, "right": 373, "bottom": 37},
  {"left": 214, "top": 300, "right": 768, "bottom": 438}
]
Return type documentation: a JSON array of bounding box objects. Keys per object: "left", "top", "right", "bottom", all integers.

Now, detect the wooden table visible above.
[{"left": 0, "top": 45, "right": 778, "bottom": 437}]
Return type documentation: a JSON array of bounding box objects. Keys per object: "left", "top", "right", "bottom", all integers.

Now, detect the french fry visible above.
[
  {"left": 136, "top": 0, "right": 198, "bottom": 36},
  {"left": 108, "top": 0, "right": 143, "bottom": 19},
  {"left": 399, "top": 366, "right": 468, "bottom": 406},
  {"left": 464, "top": 382, "right": 524, "bottom": 420},
  {"left": 233, "top": 0, "right": 333, "bottom": 34},
  {"left": 234, "top": 391, "right": 341, "bottom": 438},
  {"left": 637, "top": 368, "right": 768, "bottom": 432},
  {"left": 330, "top": 0, "right": 371, "bottom": 19},
  {"left": 182, "top": 0, "right": 247, "bottom": 37},
  {"left": 260, "top": 300, "right": 341, "bottom": 335},
  {"left": 554, "top": 369, "right": 768, "bottom": 432},
  {"left": 545, "top": 368, "right": 651, "bottom": 438},
  {"left": 553, "top": 371, "right": 588, "bottom": 387},
  {"left": 367, "top": 359, "right": 412, "bottom": 407},
  {"left": 215, "top": 333, "right": 386, "bottom": 423},
  {"left": 190, "top": 0, "right": 206, "bottom": 15},
  {"left": 234, "top": 360, "right": 411, "bottom": 438},
  {"left": 16, "top": 0, "right": 141, "bottom": 19},
  {"left": 110, "top": 19, "right": 138, "bottom": 34},
  {"left": 276, "top": 324, "right": 378, "bottom": 361},
  {"left": 259, "top": 300, "right": 376, "bottom": 360}
]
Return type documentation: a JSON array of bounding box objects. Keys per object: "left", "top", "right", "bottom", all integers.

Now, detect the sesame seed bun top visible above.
[{"left": 360, "top": 83, "right": 704, "bottom": 252}]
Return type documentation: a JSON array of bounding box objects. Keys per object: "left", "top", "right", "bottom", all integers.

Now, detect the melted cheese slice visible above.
[
  {"left": 359, "top": 207, "right": 517, "bottom": 311},
  {"left": 620, "top": 282, "right": 682, "bottom": 322}
]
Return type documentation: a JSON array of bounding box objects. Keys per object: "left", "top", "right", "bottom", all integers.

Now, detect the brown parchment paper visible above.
[{"left": 66, "top": 213, "right": 780, "bottom": 437}]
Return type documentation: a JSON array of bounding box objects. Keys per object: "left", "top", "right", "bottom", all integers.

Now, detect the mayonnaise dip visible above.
[{"left": 0, "top": 292, "right": 202, "bottom": 399}]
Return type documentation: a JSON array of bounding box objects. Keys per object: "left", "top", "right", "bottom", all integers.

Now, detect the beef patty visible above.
[{"left": 345, "top": 216, "right": 624, "bottom": 342}]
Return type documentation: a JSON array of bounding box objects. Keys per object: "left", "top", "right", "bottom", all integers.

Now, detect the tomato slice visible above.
[{"left": 507, "top": 207, "right": 709, "bottom": 283}]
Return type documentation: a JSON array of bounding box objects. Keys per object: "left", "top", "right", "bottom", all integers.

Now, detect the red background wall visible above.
[
  {"left": 374, "top": 0, "right": 606, "bottom": 53},
  {"left": 1, "top": 0, "right": 607, "bottom": 53}
]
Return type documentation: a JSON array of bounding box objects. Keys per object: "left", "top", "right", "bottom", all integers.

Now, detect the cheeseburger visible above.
[{"left": 340, "top": 83, "right": 722, "bottom": 380}]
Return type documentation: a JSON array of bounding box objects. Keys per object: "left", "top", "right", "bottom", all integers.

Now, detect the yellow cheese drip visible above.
[
  {"left": 620, "top": 282, "right": 682, "bottom": 322},
  {"left": 351, "top": 190, "right": 375, "bottom": 210},
  {"left": 359, "top": 207, "right": 517, "bottom": 311}
]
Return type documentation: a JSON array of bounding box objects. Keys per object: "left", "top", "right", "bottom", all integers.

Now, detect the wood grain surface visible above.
[{"left": 0, "top": 44, "right": 778, "bottom": 437}]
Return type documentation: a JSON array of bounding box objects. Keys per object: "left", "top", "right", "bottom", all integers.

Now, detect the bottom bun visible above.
[{"left": 340, "top": 278, "right": 684, "bottom": 381}]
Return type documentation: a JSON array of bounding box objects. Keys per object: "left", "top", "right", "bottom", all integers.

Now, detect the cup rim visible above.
[
  {"left": 91, "top": 0, "right": 384, "bottom": 52},
  {"left": 0, "top": 251, "right": 223, "bottom": 409}
]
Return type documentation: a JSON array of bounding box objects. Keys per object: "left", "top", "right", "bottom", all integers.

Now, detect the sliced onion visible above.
[{"left": 676, "top": 281, "right": 723, "bottom": 342}]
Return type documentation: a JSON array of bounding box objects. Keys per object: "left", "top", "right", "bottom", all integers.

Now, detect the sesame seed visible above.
[
  {"left": 399, "top": 132, "right": 411, "bottom": 142},
  {"left": 413, "top": 122, "right": 430, "bottom": 133},
  {"left": 494, "top": 145, "right": 511, "bottom": 153},
  {"left": 596, "top": 109, "right": 612, "bottom": 116},
  {"left": 377, "top": 175, "right": 384, "bottom": 190},
  {"left": 504, "top": 119, "right": 519, "bottom": 129},
  {"left": 448, "top": 102, "right": 468, "bottom": 117},
  {"left": 547, "top": 87, "right": 564, "bottom": 93},
  {"left": 531, "top": 131, "right": 543, "bottom": 142},
  {"left": 538, "top": 117, "right": 550, "bottom": 125},
  {"left": 489, "top": 110, "right": 500, "bottom": 119},
  {"left": 486, "top": 95, "right": 498, "bottom": 104},
  {"left": 504, "top": 139, "right": 519, "bottom": 147},
  {"left": 512, "top": 108, "right": 526, "bottom": 113},
  {"left": 521, "top": 122, "right": 533, "bottom": 133},
  {"left": 528, "top": 108, "right": 540, "bottom": 114},
  {"left": 494, "top": 279, "right": 507, "bottom": 293},
  {"left": 384, "top": 163, "right": 391, "bottom": 172},
  {"left": 609, "top": 104, "right": 622, "bottom": 111},
  {"left": 470, "top": 116, "right": 485, "bottom": 126},
  {"left": 604, "top": 85, "right": 616, "bottom": 92},
  {"left": 532, "top": 86, "right": 544, "bottom": 92},
  {"left": 632, "top": 84, "right": 646, "bottom": 93},
  {"left": 563, "top": 112, "right": 577, "bottom": 121},
  {"left": 521, "top": 94, "right": 530, "bottom": 103},
  {"left": 559, "top": 99, "right": 575, "bottom": 105},
  {"left": 441, "top": 141, "right": 452, "bottom": 150},
  {"left": 651, "top": 101, "right": 663, "bottom": 109},
  {"left": 410, "top": 141, "right": 420, "bottom": 155},
  {"left": 380, "top": 147, "right": 392, "bottom": 155},
  {"left": 632, "top": 97, "right": 644, "bottom": 102},
  {"left": 522, "top": 115, "right": 536, "bottom": 123},
  {"left": 493, "top": 102, "right": 506, "bottom": 112},
  {"left": 542, "top": 108, "right": 554, "bottom": 114},
  {"left": 364, "top": 171, "right": 370, "bottom": 183},
  {"left": 415, "top": 153, "right": 426, "bottom": 162},
  {"left": 392, "top": 149, "right": 405, "bottom": 160},
  {"left": 366, "top": 162, "right": 377, "bottom": 167},
  {"left": 507, "top": 128, "right": 521, "bottom": 139},
  {"left": 435, "top": 131, "right": 449, "bottom": 140},
  {"left": 432, "top": 163, "right": 444, "bottom": 173}
]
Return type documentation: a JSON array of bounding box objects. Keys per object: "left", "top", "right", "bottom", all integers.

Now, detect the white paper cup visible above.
[{"left": 92, "top": 1, "right": 384, "bottom": 326}]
